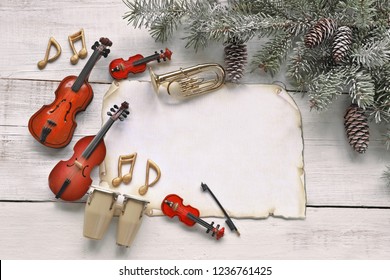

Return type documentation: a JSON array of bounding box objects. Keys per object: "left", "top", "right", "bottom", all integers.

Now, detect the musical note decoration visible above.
[
  {"left": 37, "top": 37, "right": 62, "bottom": 70},
  {"left": 112, "top": 153, "right": 138, "bottom": 187},
  {"left": 68, "top": 29, "right": 88, "bottom": 65},
  {"left": 161, "top": 194, "right": 225, "bottom": 240},
  {"left": 138, "top": 159, "right": 161, "bottom": 196}
]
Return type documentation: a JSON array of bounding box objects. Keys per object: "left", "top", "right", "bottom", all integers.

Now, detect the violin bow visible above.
[{"left": 201, "top": 182, "right": 240, "bottom": 236}]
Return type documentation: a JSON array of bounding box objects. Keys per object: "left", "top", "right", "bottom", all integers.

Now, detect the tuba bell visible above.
[{"left": 149, "top": 63, "right": 226, "bottom": 99}]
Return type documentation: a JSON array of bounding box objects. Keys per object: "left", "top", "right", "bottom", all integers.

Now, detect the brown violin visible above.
[
  {"left": 28, "top": 38, "right": 112, "bottom": 149},
  {"left": 162, "top": 194, "right": 225, "bottom": 240},
  {"left": 109, "top": 48, "right": 172, "bottom": 80},
  {"left": 48, "top": 101, "right": 129, "bottom": 201}
]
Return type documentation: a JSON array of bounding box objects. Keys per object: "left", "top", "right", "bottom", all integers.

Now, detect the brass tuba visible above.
[{"left": 149, "top": 63, "right": 226, "bottom": 99}]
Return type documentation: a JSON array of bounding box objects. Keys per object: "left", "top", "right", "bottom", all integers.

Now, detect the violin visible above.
[
  {"left": 48, "top": 101, "right": 129, "bottom": 201},
  {"left": 161, "top": 194, "right": 224, "bottom": 240},
  {"left": 28, "top": 37, "right": 112, "bottom": 149},
  {"left": 109, "top": 48, "right": 172, "bottom": 80}
]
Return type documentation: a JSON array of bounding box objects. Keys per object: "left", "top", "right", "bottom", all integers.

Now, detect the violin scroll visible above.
[
  {"left": 107, "top": 102, "right": 130, "bottom": 121},
  {"left": 100, "top": 37, "right": 112, "bottom": 47}
]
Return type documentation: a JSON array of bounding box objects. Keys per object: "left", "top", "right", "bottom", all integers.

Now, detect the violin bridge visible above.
[{"left": 74, "top": 160, "right": 83, "bottom": 169}]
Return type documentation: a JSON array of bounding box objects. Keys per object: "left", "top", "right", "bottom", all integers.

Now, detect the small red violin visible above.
[
  {"left": 161, "top": 194, "right": 224, "bottom": 240},
  {"left": 48, "top": 101, "right": 129, "bottom": 201},
  {"left": 109, "top": 48, "right": 172, "bottom": 80}
]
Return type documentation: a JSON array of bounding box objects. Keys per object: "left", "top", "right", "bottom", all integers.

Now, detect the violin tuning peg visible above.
[
  {"left": 107, "top": 112, "right": 113, "bottom": 116},
  {"left": 157, "top": 58, "right": 161, "bottom": 63},
  {"left": 119, "top": 116, "right": 124, "bottom": 121},
  {"left": 155, "top": 51, "right": 158, "bottom": 55},
  {"left": 160, "top": 50, "right": 163, "bottom": 53},
  {"left": 110, "top": 108, "right": 116, "bottom": 112},
  {"left": 124, "top": 110, "right": 130, "bottom": 115},
  {"left": 92, "top": 41, "right": 99, "bottom": 50},
  {"left": 114, "top": 104, "right": 119, "bottom": 109},
  {"left": 103, "top": 49, "right": 110, "bottom": 58},
  {"left": 100, "top": 37, "right": 112, "bottom": 47},
  {"left": 121, "top": 113, "right": 127, "bottom": 118}
]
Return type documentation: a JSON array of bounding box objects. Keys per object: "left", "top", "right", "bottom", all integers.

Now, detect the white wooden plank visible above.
[
  {"left": 1, "top": 79, "right": 387, "bottom": 140},
  {"left": 0, "top": 80, "right": 389, "bottom": 205},
  {"left": 0, "top": 0, "right": 288, "bottom": 86},
  {"left": 0, "top": 202, "right": 389, "bottom": 259},
  {"left": 1, "top": 0, "right": 390, "bottom": 261}
]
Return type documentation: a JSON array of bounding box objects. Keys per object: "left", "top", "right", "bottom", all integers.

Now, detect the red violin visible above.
[
  {"left": 28, "top": 38, "right": 112, "bottom": 149},
  {"left": 109, "top": 48, "right": 172, "bottom": 80},
  {"left": 161, "top": 194, "right": 225, "bottom": 240},
  {"left": 48, "top": 101, "right": 129, "bottom": 201}
]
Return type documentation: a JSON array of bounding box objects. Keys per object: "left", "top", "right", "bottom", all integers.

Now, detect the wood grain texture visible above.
[
  {"left": 0, "top": 0, "right": 389, "bottom": 260},
  {"left": 0, "top": 202, "right": 389, "bottom": 260},
  {"left": 0, "top": 80, "right": 388, "bottom": 206}
]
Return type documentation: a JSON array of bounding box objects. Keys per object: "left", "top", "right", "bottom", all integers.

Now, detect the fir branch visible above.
[
  {"left": 384, "top": 129, "right": 390, "bottom": 150},
  {"left": 346, "top": 70, "right": 375, "bottom": 109},
  {"left": 383, "top": 165, "right": 390, "bottom": 187},
  {"left": 367, "top": 100, "right": 390, "bottom": 123},
  {"left": 123, "top": 0, "right": 189, "bottom": 42},
  {"left": 307, "top": 68, "right": 346, "bottom": 110},
  {"left": 370, "top": 64, "right": 390, "bottom": 122},
  {"left": 351, "top": 30, "right": 390, "bottom": 69},
  {"left": 286, "top": 41, "right": 333, "bottom": 91},
  {"left": 251, "top": 31, "right": 292, "bottom": 76},
  {"left": 337, "top": 0, "right": 378, "bottom": 28}
]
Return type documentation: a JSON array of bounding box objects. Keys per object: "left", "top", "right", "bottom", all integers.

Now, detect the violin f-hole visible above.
[
  {"left": 37, "top": 37, "right": 62, "bottom": 70},
  {"left": 68, "top": 29, "right": 88, "bottom": 65}
]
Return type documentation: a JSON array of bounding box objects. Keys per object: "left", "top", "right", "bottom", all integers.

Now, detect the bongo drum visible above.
[
  {"left": 83, "top": 187, "right": 119, "bottom": 240},
  {"left": 116, "top": 194, "right": 149, "bottom": 247}
]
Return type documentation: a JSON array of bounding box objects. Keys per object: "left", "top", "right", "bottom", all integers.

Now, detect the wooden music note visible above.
[
  {"left": 112, "top": 153, "right": 137, "bottom": 187},
  {"left": 138, "top": 159, "right": 161, "bottom": 195},
  {"left": 37, "top": 37, "right": 62, "bottom": 70},
  {"left": 68, "top": 29, "right": 88, "bottom": 65}
]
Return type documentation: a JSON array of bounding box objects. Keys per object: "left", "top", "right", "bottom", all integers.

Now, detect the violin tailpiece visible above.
[{"left": 40, "top": 126, "right": 52, "bottom": 143}]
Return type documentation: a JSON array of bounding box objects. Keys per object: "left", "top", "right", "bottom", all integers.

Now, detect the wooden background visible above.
[{"left": 0, "top": 0, "right": 389, "bottom": 259}]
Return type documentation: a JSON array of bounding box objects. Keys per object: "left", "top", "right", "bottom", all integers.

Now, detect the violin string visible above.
[
  {"left": 54, "top": 108, "right": 124, "bottom": 199},
  {"left": 43, "top": 47, "right": 102, "bottom": 145},
  {"left": 168, "top": 203, "right": 215, "bottom": 232}
]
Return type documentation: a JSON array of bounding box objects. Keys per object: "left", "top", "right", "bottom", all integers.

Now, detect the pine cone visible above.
[
  {"left": 332, "top": 26, "right": 352, "bottom": 63},
  {"left": 304, "top": 18, "right": 337, "bottom": 48},
  {"left": 224, "top": 41, "right": 247, "bottom": 83},
  {"left": 344, "top": 104, "right": 369, "bottom": 153}
]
